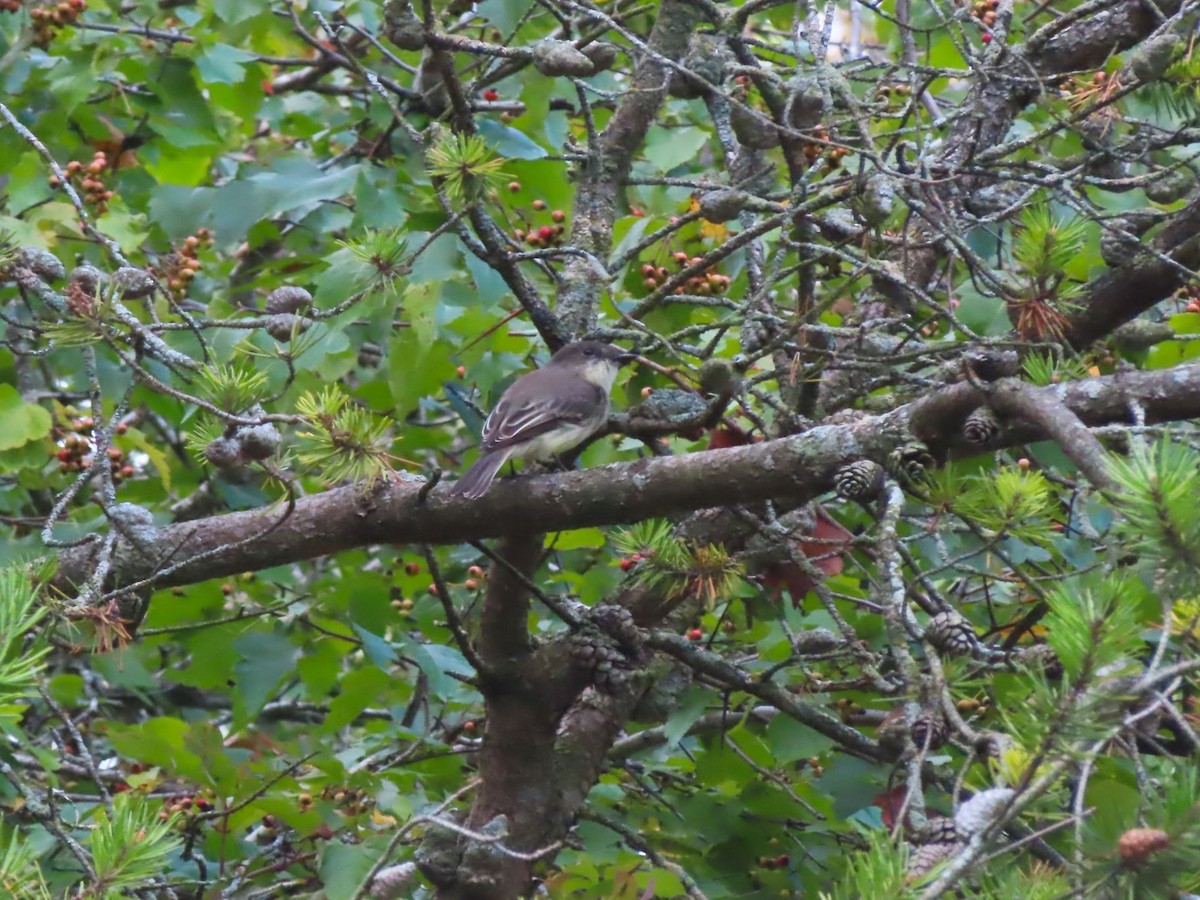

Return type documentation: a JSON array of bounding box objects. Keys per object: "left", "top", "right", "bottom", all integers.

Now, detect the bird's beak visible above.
[{"left": 615, "top": 351, "right": 638, "bottom": 366}]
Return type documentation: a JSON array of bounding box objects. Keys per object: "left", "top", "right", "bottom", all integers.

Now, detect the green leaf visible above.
[
  {"left": 352, "top": 624, "right": 398, "bottom": 670},
  {"left": 477, "top": 118, "right": 549, "bottom": 160},
  {"left": 233, "top": 631, "right": 297, "bottom": 719},
  {"left": 323, "top": 667, "right": 392, "bottom": 733},
  {"left": 320, "top": 841, "right": 379, "bottom": 900},
  {"left": 644, "top": 127, "right": 710, "bottom": 173},
  {"left": 196, "top": 43, "right": 258, "bottom": 84},
  {"left": 0, "top": 386, "right": 51, "bottom": 451}
]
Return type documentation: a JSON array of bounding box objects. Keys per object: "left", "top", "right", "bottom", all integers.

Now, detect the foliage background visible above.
[{"left": 3, "top": 0, "right": 1200, "bottom": 897}]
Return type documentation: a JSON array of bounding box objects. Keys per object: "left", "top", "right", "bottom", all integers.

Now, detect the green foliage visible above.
[
  {"left": 0, "top": 830, "right": 51, "bottom": 900},
  {"left": 196, "top": 364, "right": 269, "bottom": 414},
  {"left": 0, "top": 564, "right": 49, "bottom": 715},
  {"left": 956, "top": 468, "right": 1057, "bottom": 546},
  {"left": 87, "top": 794, "right": 180, "bottom": 896},
  {"left": 1110, "top": 438, "right": 1200, "bottom": 590},
  {"left": 822, "top": 830, "right": 913, "bottom": 900},
  {"left": 294, "top": 386, "right": 395, "bottom": 483},
  {"left": 613, "top": 519, "right": 742, "bottom": 607},
  {"left": 425, "top": 131, "right": 509, "bottom": 202},
  {"left": 1012, "top": 205, "right": 1089, "bottom": 286}
]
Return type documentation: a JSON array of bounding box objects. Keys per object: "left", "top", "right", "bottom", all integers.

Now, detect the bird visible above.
[{"left": 452, "top": 341, "right": 637, "bottom": 499}]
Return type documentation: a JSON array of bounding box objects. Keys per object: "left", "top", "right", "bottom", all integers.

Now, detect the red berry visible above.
[
  {"left": 551, "top": 210, "right": 565, "bottom": 222},
  {"left": 539, "top": 226, "right": 553, "bottom": 240},
  {"left": 619, "top": 558, "right": 636, "bottom": 572},
  {"left": 687, "top": 628, "right": 703, "bottom": 641},
  {"left": 508, "top": 181, "right": 521, "bottom": 192},
  {"left": 532, "top": 199, "right": 546, "bottom": 211},
  {"left": 483, "top": 89, "right": 499, "bottom": 101},
  {"left": 630, "top": 207, "right": 644, "bottom": 217},
  {"left": 981, "top": 32, "right": 992, "bottom": 43},
  {"left": 405, "top": 562, "right": 420, "bottom": 576}
]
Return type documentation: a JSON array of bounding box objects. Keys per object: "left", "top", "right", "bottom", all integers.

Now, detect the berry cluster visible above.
[
  {"left": 971, "top": 0, "right": 997, "bottom": 28},
  {"left": 1176, "top": 286, "right": 1200, "bottom": 314},
  {"left": 757, "top": 854, "right": 790, "bottom": 870},
  {"left": 49, "top": 150, "right": 113, "bottom": 213},
  {"left": 618, "top": 550, "right": 652, "bottom": 572},
  {"left": 801, "top": 124, "right": 850, "bottom": 170},
  {"left": 158, "top": 790, "right": 215, "bottom": 821},
  {"left": 155, "top": 228, "right": 212, "bottom": 298},
  {"left": 640, "top": 252, "right": 732, "bottom": 296},
  {"left": 24, "top": 0, "right": 86, "bottom": 46},
  {"left": 53, "top": 415, "right": 133, "bottom": 482},
  {"left": 509, "top": 190, "right": 568, "bottom": 249}
]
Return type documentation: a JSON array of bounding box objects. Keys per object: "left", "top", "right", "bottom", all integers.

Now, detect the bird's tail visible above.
[{"left": 452, "top": 451, "right": 510, "bottom": 499}]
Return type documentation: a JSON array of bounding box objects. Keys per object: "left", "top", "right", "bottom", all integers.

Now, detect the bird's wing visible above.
[{"left": 480, "top": 371, "right": 605, "bottom": 452}]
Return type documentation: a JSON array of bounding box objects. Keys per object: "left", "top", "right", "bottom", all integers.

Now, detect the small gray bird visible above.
[{"left": 452, "top": 341, "right": 637, "bottom": 499}]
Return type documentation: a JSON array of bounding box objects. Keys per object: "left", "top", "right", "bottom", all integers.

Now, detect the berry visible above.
[
  {"left": 456, "top": 365, "right": 466, "bottom": 378},
  {"left": 427, "top": 583, "right": 439, "bottom": 596},
  {"left": 532, "top": 199, "right": 546, "bottom": 211},
  {"left": 619, "top": 558, "right": 636, "bottom": 572},
  {"left": 539, "top": 226, "right": 553, "bottom": 240},
  {"left": 508, "top": 181, "right": 521, "bottom": 192},
  {"left": 405, "top": 562, "right": 420, "bottom": 576},
  {"left": 483, "top": 89, "right": 499, "bottom": 101},
  {"left": 687, "top": 628, "right": 703, "bottom": 641},
  {"left": 464, "top": 578, "right": 479, "bottom": 591},
  {"left": 640, "top": 386, "right": 653, "bottom": 398},
  {"left": 644, "top": 278, "right": 657, "bottom": 289},
  {"left": 467, "top": 565, "right": 484, "bottom": 578},
  {"left": 551, "top": 209, "right": 565, "bottom": 222}
]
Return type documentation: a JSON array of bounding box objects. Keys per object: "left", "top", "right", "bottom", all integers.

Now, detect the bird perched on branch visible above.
[{"left": 452, "top": 341, "right": 637, "bottom": 499}]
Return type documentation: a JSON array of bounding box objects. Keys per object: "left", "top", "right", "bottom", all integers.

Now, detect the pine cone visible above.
[
  {"left": 1117, "top": 827, "right": 1170, "bottom": 866},
  {"left": 911, "top": 817, "right": 959, "bottom": 845},
  {"left": 911, "top": 710, "right": 948, "bottom": 752},
  {"left": 907, "top": 841, "right": 959, "bottom": 879},
  {"left": 954, "top": 787, "right": 1015, "bottom": 836},
  {"left": 265, "top": 286, "right": 313, "bottom": 315},
  {"left": 888, "top": 442, "right": 935, "bottom": 486},
  {"left": 1019, "top": 643, "right": 1063, "bottom": 679},
  {"left": 925, "top": 612, "right": 979, "bottom": 657},
  {"left": 834, "top": 459, "right": 884, "bottom": 499},
  {"left": 962, "top": 408, "right": 1000, "bottom": 446}
]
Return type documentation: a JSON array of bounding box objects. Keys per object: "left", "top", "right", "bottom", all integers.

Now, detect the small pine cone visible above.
[
  {"left": 16, "top": 247, "right": 65, "bottom": 282},
  {"left": 962, "top": 408, "right": 1000, "bottom": 446},
  {"left": 911, "top": 817, "right": 959, "bottom": 846},
  {"left": 888, "top": 442, "right": 935, "bottom": 486},
  {"left": 925, "top": 612, "right": 979, "bottom": 657},
  {"left": 834, "top": 460, "right": 884, "bottom": 499},
  {"left": 568, "top": 629, "right": 603, "bottom": 668},
  {"left": 911, "top": 710, "right": 948, "bottom": 752},
  {"left": 370, "top": 862, "right": 418, "bottom": 899},
  {"left": 236, "top": 422, "right": 282, "bottom": 461},
  {"left": 1019, "top": 643, "right": 1063, "bottom": 679},
  {"left": 792, "top": 627, "right": 841, "bottom": 655},
  {"left": 590, "top": 604, "right": 639, "bottom": 649},
  {"left": 265, "top": 286, "right": 313, "bottom": 315},
  {"left": 111, "top": 267, "right": 156, "bottom": 299},
  {"left": 1117, "top": 827, "right": 1170, "bottom": 867},
  {"left": 907, "top": 841, "right": 959, "bottom": 879},
  {"left": 204, "top": 436, "right": 243, "bottom": 469},
  {"left": 954, "top": 787, "right": 1015, "bottom": 837},
  {"left": 69, "top": 265, "right": 104, "bottom": 295}
]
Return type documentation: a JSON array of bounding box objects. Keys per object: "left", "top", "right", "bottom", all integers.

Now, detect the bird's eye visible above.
[{"left": 584, "top": 348, "right": 595, "bottom": 357}]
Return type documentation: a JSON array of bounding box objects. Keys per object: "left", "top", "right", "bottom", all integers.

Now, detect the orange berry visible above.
[
  {"left": 508, "top": 181, "right": 521, "bottom": 192},
  {"left": 464, "top": 579, "right": 479, "bottom": 591},
  {"left": 532, "top": 199, "right": 546, "bottom": 210},
  {"left": 404, "top": 562, "right": 420, "bottom": 576},
  {"left": 640, "top": 386, "right": 653, "bottom": 398},
  {"left": 687, "top": 628, "right": 703, "bottom": 641}
]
